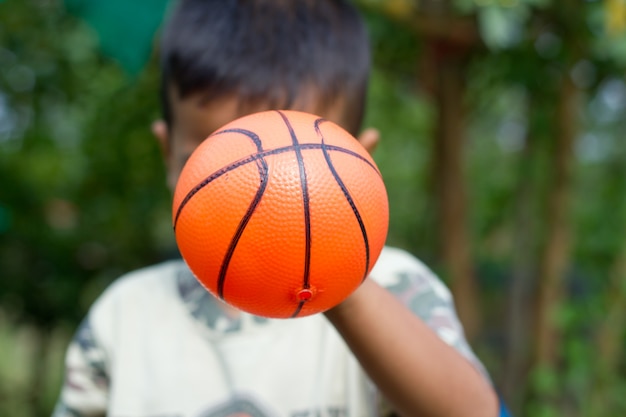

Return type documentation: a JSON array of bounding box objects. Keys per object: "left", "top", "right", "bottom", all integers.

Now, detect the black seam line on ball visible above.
[
  {"left": 291, "top": 301, "right": 306, "bottom": 318},
  {"left": 276, "top": 110, "right": 312, "bottom": 291},
  {"left": 173, "top": 128, "right": 262, "bottom": 232},
  {"left": 173, "top": 144, "right": 378, "bottom": 231},
  {"left": 315, "top": 118, "right": 370, "bottom": 282},
  {"left": 214, "top": 128, "right": 263, "bottom": 152},
  {"left": 217, "top": 156, "right": 269, "bottom": 299},
  {"left": 201, "top": 128, "right": 265, "bottom": 300}
]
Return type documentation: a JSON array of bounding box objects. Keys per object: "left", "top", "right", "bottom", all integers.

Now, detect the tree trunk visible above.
[
  {"left": 431, "top": 42, "right": 481, "bottom": 340},
  {"left": 534, "top": 72, "right": 578, "bottom": 368},
  {"left": 590, "top": 248, "right": 626, "bottom": 414},
  {"left": 502, "top": 115, "right": 537, "bottom": 410}
]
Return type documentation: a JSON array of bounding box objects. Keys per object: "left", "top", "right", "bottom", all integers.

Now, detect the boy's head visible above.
[{"left": 153, "top": 0, "right": 373, "bottom": 189}]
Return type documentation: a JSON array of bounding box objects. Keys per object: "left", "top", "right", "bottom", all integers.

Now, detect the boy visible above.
[{"left": 54, "top": 1, "right": 501, "bottom": 416}]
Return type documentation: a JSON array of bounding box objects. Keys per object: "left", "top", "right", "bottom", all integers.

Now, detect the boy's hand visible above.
[{"left": 324, "top": 279, "right": 499, "bottom": 417}]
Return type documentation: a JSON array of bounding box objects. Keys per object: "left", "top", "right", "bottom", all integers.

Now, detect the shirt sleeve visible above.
[
  {"left": 370, "top": 246, "right": 490, "bottom": 379},
  {"left": 52, "top": 318, "right": 109, "bottom": 417}
]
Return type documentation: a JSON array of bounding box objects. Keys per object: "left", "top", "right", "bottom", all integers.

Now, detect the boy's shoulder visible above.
[
  {"left": 98, "top": 259, "right": 183, "bottom": 299},
  {"left": 375, "top": 246, "right": 488, "bottom": 377},
  {"left": 88, "top": 259, "right": 187, "bottom": 322},
  {"left": 372, "top": 246, "right": 452, "bottom": 301}
]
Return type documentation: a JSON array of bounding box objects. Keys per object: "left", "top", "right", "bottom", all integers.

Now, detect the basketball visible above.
[{"left": 172, "top": 110, "right": 389, "bottom": 318}]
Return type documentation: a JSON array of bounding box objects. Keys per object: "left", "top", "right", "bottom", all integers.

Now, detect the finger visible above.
[{"left": 356, "top": 128, "right": 380, "bottom": 155}]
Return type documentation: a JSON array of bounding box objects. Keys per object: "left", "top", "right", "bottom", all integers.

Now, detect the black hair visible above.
[{"left": 159, "top": 0, "right": 370, "bottom": 135}]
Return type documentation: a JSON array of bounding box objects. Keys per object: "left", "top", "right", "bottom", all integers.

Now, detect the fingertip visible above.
[{"left": 357, "top": 128, "right": 380, "bottom": 154}]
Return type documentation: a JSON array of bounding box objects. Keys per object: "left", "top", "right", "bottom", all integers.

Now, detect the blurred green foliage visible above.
[
  {"left": 0, "top": 3, "right": 171, "bottom": 412},
  {"left": 0, "top": 0, "right": 170, "bottom": 329}
]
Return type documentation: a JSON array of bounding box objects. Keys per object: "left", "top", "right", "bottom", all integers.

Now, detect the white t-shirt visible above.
[{"left": 53, "top": 246, "right": 488, "bottom": 417}]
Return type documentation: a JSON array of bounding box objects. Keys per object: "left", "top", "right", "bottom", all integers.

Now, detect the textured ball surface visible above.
[{"left": 173, "top": 110, "right": 389, "bottom": 318}]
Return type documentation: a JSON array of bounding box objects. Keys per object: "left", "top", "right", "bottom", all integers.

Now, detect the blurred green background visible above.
[{"left": 2, "top": 0, "right": 626, "bottom": 416}]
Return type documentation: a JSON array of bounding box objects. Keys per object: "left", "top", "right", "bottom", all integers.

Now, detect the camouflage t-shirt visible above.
[{"left": 52, "top": 246, "right": 488, "bottom": 417}]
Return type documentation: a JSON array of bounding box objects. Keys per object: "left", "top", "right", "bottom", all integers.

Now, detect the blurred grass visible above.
[{"left": 0, "top": 310, "right": 71, "bottom": 416}]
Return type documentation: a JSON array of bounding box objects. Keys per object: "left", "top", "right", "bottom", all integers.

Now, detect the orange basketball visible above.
[{"left": 172, "top": 110, "right": 389, "bottom": 318}]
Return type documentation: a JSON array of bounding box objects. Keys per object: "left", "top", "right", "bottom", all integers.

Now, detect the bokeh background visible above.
[{"left": 2, "top": 0, "right": 626, "bottom": 416}]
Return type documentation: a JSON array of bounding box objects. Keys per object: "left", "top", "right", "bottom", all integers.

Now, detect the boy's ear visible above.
[
  {"left": 356, "top": 127, "right": 380, "bottom": 155},
  {"left": 152, "top": 120, "right": 170, "bottom": 157}
]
